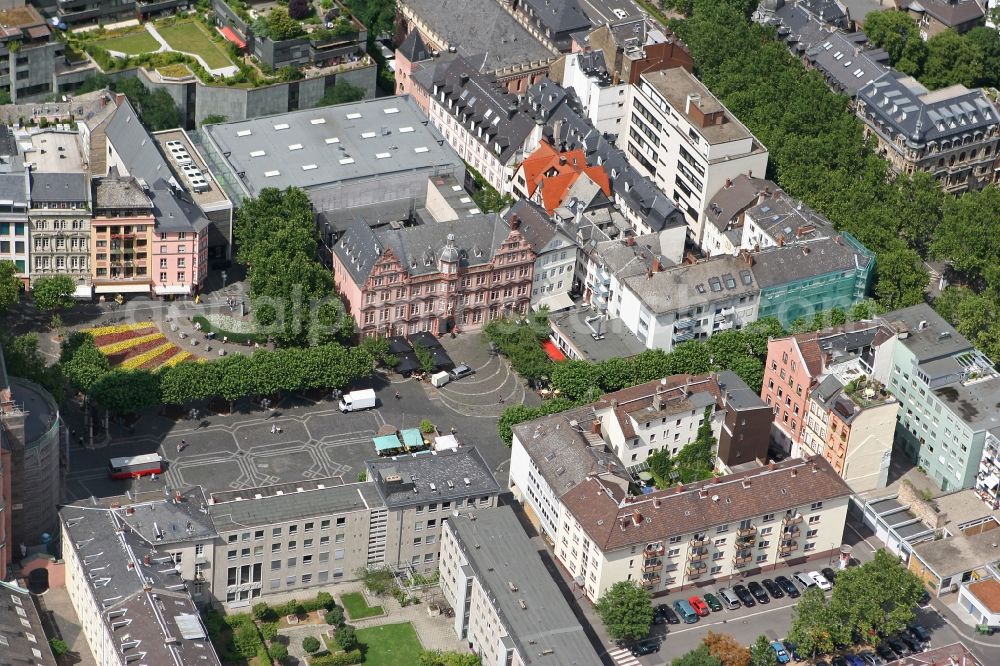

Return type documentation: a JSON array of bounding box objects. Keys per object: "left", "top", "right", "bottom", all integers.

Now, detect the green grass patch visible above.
[
  {"left": 356, "top": 623, "right": 422, "bottom": 666},
  {"left": 340, "top": 592, "right": 384, "bottom": 620},
  {"left": 157, "top": 20, "right": 233, "bottom": 69},
  {"left": 192, "top": 315, "right": 267, "bottom": 345},
  {"left": 94, "top": 28, "right": 160, "bottom": 55},
  {"left": 157, "top": 63, "right": 193, "bottom": 78}
]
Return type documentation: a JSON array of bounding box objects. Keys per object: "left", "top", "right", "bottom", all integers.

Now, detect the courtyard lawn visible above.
[
  {"left": 340, "top": 592, "right": 384, "bottom": 620},
  {"left": 157, "top": 20, "right": 232, "bottom": 69},
  {"left": 356, "top": 623, "right": 423, "bottom": 666},
  {"left": 94, "top": 28, "right": 160, "bottom": 55}
]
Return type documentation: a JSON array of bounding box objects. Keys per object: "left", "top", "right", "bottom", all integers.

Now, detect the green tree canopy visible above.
[
  {"left": 31, "top": 275, "right": 76, "bottom": 312},
  {"left": 60, "top": 332, "right": 111, "bottom": 394},
  {"left": 788, "top": 587, "right": 840, "bottom": 657},
  {"left": 828, "top": 549, "right": 925, "bottom": 643},
  {"left": 671, "top": 645, "right": 723, "bottom": 666},
  {"left": 0, "top": 260, "right": 21, "bottom": 313},
  {"left": 923, "top": 29, "right": 984, "bottom": 89},
  {"left": 594, "top": 581, "right": 654, "bottom": 641},
  {"left": 862, "top": 10, "right": 926, "bottom": 73},
  {"left": 749, "top": 636, "right": 775, "bottom": 666}
]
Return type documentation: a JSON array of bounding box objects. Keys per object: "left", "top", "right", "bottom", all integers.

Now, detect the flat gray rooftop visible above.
[
  {"left": 367, "top": 447, "right": 501, "bottom": 510},
  {"left": 27, "top": 131, "right": 85, "bottom": 173},
  {"left": 550, "top": 307, "right": 645, "bottom": 361},
  {"left": 203, "top": 95, "right": 463, "bottom": 196},
  {"left": 209, "top": 482, "right": 382, "bottom": 532},
  {"left": 447, "top": 507, "right": 603, "bottom": 665}
]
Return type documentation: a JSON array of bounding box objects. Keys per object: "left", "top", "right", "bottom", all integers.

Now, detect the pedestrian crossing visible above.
[{"left": 608, "top": 646, "right": 642, "bottom": 666}]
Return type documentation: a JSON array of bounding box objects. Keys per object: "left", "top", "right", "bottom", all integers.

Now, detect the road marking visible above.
[{"left": 607, "top": 647, "right": 642, "bottom": 666}]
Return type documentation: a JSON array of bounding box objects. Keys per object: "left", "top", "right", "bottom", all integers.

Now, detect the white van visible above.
[{"left": 430, "top": 371, "right": 450, "bottom": 388}]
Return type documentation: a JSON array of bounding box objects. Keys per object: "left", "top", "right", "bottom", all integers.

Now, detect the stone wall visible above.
[{"left": 898, "top": 480, "right": 948, "bottom": 530}]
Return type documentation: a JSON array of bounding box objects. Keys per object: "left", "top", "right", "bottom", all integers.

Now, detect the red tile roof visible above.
[
  {"left": 967, "top": 578, "right": 1000, "bottom": 613},
  {"left": 519, "top": 142, "right": 611, "bottom": 213},
  {"left": 560, "top": 455, "right": 853, "bottom": 552}
]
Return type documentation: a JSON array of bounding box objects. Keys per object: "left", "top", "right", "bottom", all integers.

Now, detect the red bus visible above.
[{"left": 108, "top": 454, "right": 163, "bottom": 479}]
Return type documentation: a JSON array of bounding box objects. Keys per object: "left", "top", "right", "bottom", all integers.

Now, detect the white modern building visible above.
[
  {"left": 624, "top": 68, "right": 769, "bottom": 241},
  {"left": 561, "top": 51, "right": 629, "bottom": 135}
]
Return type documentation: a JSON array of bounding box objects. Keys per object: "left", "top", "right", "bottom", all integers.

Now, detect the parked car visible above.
[
  {"left": 918, "top": 589, "right": 931, "bottom": 606},
  {"left": 718, "top": 587, "right": 742, "bottom": 609},
  {"left": 897, "top": 632, "right": 923, "bottom": 653},
  {"left": 783, "top": 641, "right": 802, "bottom": 662},
  {"left": 449, "top": 364, "right": 474, "bottom": 380},
  {"left": 845, "top": 654, "right": 867, "bottom": 666},
  {"left": 875, "top": 641, "right": 898, "bottom": 661},
  {"left": 775, "top": 575, "right": 800, "bottom": 598},
  {"left": 822, "top": 567, "right": 838, "bottom": 585},
  {"left": 672, "top": 599, "right": 699, "bottom": 624},
  {"left": 733, "top": 584, "right": 756, "bottom": 607},
  {"left": 703, "top": 593, "right": 723, "bottom": 612},
  {"left": 630, "top": 639, "right": 660, "bottom": 656},
  {"left": 688, "top": 596, "right": 710, "bottom": 616},
  {"left": 771, "top": 641, "right": 790, "bottom": 664},
  {"left": 831, "top": 656, "right": 848, "bottom": 666},
  {"left": 886, "top": 636, "right": 909, "bottom": 656},
  {"left": 809, "top": 571, "right": 832, "bottom": 591},
  {"left": 793, "top": 571, "right": 817, "bottom": 589},
  {"left": 656, "top": 604, "right": 679, "bottom": 625},
  {"left": 858, "top": 650, "right": 883, "bottom": 665},
  {"left": 907, "top": 623, "right": 931, "bottom": 643},
  {"left": 762, "top": 578, "right": 785, "bottom": 599},
  {"left": 747, "top": 581, "right": 770, "bottom": 604}
]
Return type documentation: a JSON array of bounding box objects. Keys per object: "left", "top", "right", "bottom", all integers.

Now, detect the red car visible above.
[{"left": 688, "top": 596, "right": 710, "bottom": 616}]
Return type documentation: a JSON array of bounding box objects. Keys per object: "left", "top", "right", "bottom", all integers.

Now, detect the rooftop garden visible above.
[
  {"left": 843, "top": 377, "right": 892, "bottom": 409},
  {"left": 225, "top": 0, "right": 363, "bottom": 43}
]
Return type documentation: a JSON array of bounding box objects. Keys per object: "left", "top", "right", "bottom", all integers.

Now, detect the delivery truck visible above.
[{"left": 339, "top": 388, "right": 377, "bottom": 412}]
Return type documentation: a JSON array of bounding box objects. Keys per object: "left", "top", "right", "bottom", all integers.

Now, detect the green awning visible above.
[
  {"left": 373, "top": 434, "right": 402, "bottom": 452},
  {"left": 400, "top": 428, "right": 424, "bottom": 449}
]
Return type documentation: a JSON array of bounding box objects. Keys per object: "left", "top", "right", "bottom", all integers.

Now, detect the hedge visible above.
[{"left": 308, "top": 649, "right": 363, "bottom": 666}]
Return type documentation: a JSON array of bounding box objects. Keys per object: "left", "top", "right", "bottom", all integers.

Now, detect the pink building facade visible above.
[
  {"left": 761, "top": 336, "right": 815, "bottom": 450},
  {"left": 151, "top": 228, "right": 209, "bottom": 297}
]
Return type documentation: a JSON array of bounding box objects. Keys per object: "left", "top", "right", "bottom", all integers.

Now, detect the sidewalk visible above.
[{"left": 35, "top": 585, "right": 98, "bottom": 666}]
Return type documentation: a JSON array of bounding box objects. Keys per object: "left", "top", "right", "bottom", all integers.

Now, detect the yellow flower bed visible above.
[
  {"left": 98, "top": 332, "right": 165, "bottom": 355},
  {"left": 83, "top": 321, "right": 157, "bottom": 337},
  {"left": 119, "top": 343, "right": 175, "bottom": 370},
  {"left": 157, "top": 351, "right": 192, "bottom": 369}
]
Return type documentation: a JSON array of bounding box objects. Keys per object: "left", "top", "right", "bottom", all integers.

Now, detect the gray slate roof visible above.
[
  {"left": 750, "top": 236, "right": 872, "bottom": 288},
  {"left": 705, "top": 174, "right": 776, "bottom": 234},
  {"left": 446, "top": 507, "right": 604, "bottom": 666},
  {"left": 898, "top": 0, "right": 984, "bottom": 26},
  {"left": 858, "top": 70, "right": 998, "bottom": 147},
  {"left": 61, "top": 498, "right": 222, "bottom": 666},
  {"left": 399, "top": 0, "right": 556, "bottom": 70},
  {"left": 527, "top": 79, "right": 683, "bottom": 233},
  {"left": 367, "top": 447, "right": 501, "bottom": 510},
  {"left": 105, "top": 99, "right": 209, "bottom": 233},
  {"left": 883, "top": 303, "right": 973, "bottom": 363},
  {"left": 30, "top": 172, "right": 88, "bottom": 203},
  {"left": 209, "top": 483, "right": 382, "bottom": 532},
  {"left": 522, "top": 0, "right": 592, "bottom": 36},
  {"left": 429, "top": 57, "right": 536, "bottom": 164},
  {"left": 747, "top": 188, "right": 835, "bottom": 243},
  {"left": 0, "top": 173, "right": 28, "bottom": 206},
  {"left": 397, "top": 29, "right": 429, "bottom": 62},
  {"left": 717, "top": 370, "right": 768, "bottom": 410},
  {"left": 334, "top": 213, "right": 511, "bottom": 285},
  {"left": 0, "top": 580, "right": 57, "bottom": 665},
  {"left": 506, "top": 199, "right": 557, "bottom": 253},
  {"left": 624, "top": 254, "right": 758, "bottom": 314}
]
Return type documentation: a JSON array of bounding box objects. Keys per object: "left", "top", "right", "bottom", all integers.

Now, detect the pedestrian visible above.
[
  {"left": 450, "top": 426, "right": 456, "bottom": 435},
  {"left": 498, "top": 396, "right": 505, "bottom": 405},
  {"left": 394, "top": 391, "right": 401, "bottom": 400},
  {"left": 270, "top": 424, "right": 276, "bottom": 434}
]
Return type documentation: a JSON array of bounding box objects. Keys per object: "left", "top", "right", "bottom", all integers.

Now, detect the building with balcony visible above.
[
  {"left": 614, "top": 254, "right": 760, "bottom": 352},
  {"left": 623, "top": 68, "right": 770, "bottom": 241},
  {"left": 331, "top": 214, "right": 534, "bottom": 337},
  {"left": 803, "top": 375, "right": 899, "bottom": 492},
  {"left": 556, "top": 456, "right": 852, "bottom": 600},
  {"left": 0, "top": 3, "right": 92, "bottom": 103},
  {"left": 885, "top": 304, "right": 1000, "bottom": 497},
  {"left": 90, "top": 171, "right": 155, "bottom": 293},
  {"left": 856, "top": 70, "right": 1000, "bottom": 193},
  {"left": 761, "top": 319, "right": 897, "bottom": 455},
  {"left": 439, "top": 507, "right": 603, "bottom": 666},
  {"left": 28, "top": 172, "right": 91, "bottom": 291},
  {"left": 0, "top": 126, "right": 30, "bottom": 285},
  {"left": 60, "top": 490, "right": 222, "bottom": 666}
]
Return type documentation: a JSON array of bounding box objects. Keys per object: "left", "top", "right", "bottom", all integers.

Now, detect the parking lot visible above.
[{"left": 63, "top": 333, "right": 529, "bottom": 503}]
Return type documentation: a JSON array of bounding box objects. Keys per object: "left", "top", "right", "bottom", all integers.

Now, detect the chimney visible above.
[
  {"left": 802, "top": 246, "right": 811, "bottom": 255},
  {"left": 777, "top": 235, "right": 785, "bottom": 247},
  {"left": 724, "top": 177, "right": 732, "bottom": 189},
  {"left": 685, "top": 93, "right": 701, "bottom": 115},
  {"left": 509, "top": 214, "right": 520, "bottom": 230},
  {"left": 631, "top": 510, "right": 643, "bottom": 526},
  {"left": 651, "top": 257, "right": 662, "bottom": 273},
  {"left": 591, "top": 419, "right": 601, "bottom": 434},
  {"left": 559, "top": 155, "right": 567, "bottom": 166},
  {"left": 626, "top": 236, "right": 635, "bottom": 246},
  {"left": 653, "top": 386, "right": 664, "bottom": 411}
]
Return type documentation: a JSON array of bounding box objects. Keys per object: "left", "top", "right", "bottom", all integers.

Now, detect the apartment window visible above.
[
  {"left": 806, "top": 529, "right": 819, "bottom": 538},
  {"left": 756, "top": 554, "right": 768, "bottom": 564},
  {"left": 303, "top": 555, "right": 313, "bottom": 565},
  {"left": 287, "top": 558, "right": 296, "bottom": 568},
  {"left": 272, "top": 528, "right": 282, "bottom": 538},
  {"left": 426, "top": 534, "right": 437, "bottom": 545},
  {"left": 270, "top": 579, "right": 280, "bottom": 590},
  {"left": 808, "top": 516, "right": 821, "bottom": 525},
  {"left": 804, "top": 542, "right": 816, "bottom": 552},
  {"left": 334, "top": 549, "right": 345, "bottom": 560},
  {"left": 712, "top": 551, "right": 724, "bottom": 561},
  {"left": 271, "top": 543, "right": 281, "bottom": 553},
  {"left": 415, "top": 521, "right": 424, "bottom": 532},
  {"left": 303, "top": 539, "right": 313, "bottom": 548},
  {"left": 228, "top": 534, "right": 238, "bottom": 544},
  {"left": 301, "top": 574, "right": 312, "bottom": 584},
  {"left": 288, "top": 541, "right": 297, "bottom": 550},
  {"left": 810, "top": 501, "right": 823, "bottom": 510},
  {"left": 241, "top": 548, "right": 250, "bottom": 558},
  {"left": 271, "top": 560, "right": 281, "bottom": 571},
  {"left": 319, "top": 551, "right": 330, "bottom": 563},
  {"left": 669, "top": 536, "right": 683, "bottom": 544},
  {"left": 288, "top": 525, "right": 298, "bottom": 535},
  {"left": 335, "top": 534, "right": 345, "bottom": 544},
  {"left": 427, "top": 519, "right": 437, "bottom": 529},
  {"left": 336, "top": 517, "right": 346, "bottom": 527},
  {"left": 757, "top": 541, "right": 769, "bottom": 549},
  {"left": 424, "top": 553, "right": 435, "bottom": 562},
  {"left": 714, "top": 537, "right": 726, "bottom": 547},
  {"left": 320, "top": 536, "right": 330, "bottom": 546},
  {"left": 321, "top": 520, "right": 331, "bottom": 529},
  {"left": 286, "top": 576, "right": 295, "bottom": 586},
  {"left": 413, "top": 537, "right": 422, "bottom": 546},
  {"left": 716, "top": 524, "right": 729, "bottom": 534},
  {"left": 710, "top": 565, "right": 723, "bottom": 575},
  {"left": 305, "top": 522, "right": 314, "bottom": 532},
  {"left": 227, "top": 550, "right": 236, "bottom": 561}
]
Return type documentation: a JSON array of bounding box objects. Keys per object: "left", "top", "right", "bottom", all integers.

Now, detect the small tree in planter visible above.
[
  {"left": 335, "top": 625, "right": 358, "bottom": 652},
  {"left": 419, "top": 419, "right": 435, "bottom": 434},
  {"left": 325, "top": 606, "right": 345, "bottom": 627}
]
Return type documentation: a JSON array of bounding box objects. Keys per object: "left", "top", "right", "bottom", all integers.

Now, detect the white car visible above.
[{"left": 809, "top": 571, "right": 832, "bottom": 591}]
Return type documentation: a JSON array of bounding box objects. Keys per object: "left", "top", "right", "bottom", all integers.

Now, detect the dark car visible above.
[
  {"left": 762, "top": 578, "right": 785, "bottom": 599},
  {"left": 733, "top": 584, "right": 756, "bottom": 607},
  {"left": 831, "top": 656, "right": 848, "bottom": 666},
  {"left": 907, "top": 623, "right": 931, "bottom": 643},
  {"left": 875, "top": 642, "right": 898, "bottom": 661},
  {"left": 703, "top": 593, "right": 724, "bottom": 612},
  {"left": 886, "top": 637, "right": 909, "bottom": 656},
  {"left": 822, "top": 567, "right": 838, "bottom": 585},
  {"left": 783, "top": 641, "right": 802, "bottom": 662},
  {"left": 775, "top": 575, "right": 800, "bottom": 598},
  {"left": 858, "top": 650, "right": 883, "bottom": 666},
  {"left": 918, "top": 589, "right": 931, "bottom": 606},
  {"left": 747, "top": 581, "right": 770, "bottom": 604},
  {"left": 630, "top": 639, "right": 660, "bottom": 656},
  {"left": 656, "top": 604, "right": 680, "bottom": 625},
  {"left": 898, "top": 632, "right": 923, "bottom": 653}
]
